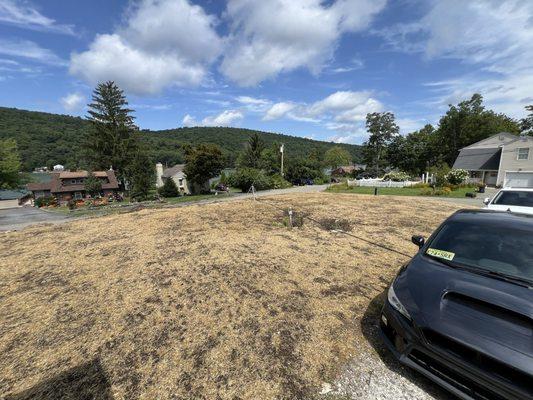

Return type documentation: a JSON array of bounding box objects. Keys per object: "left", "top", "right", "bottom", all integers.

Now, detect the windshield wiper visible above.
[
  {"left": 425, "top": 254, "right": 533, "bottom": 288},
  {"left": 478, "top": 269, "right": 533, "bottom": 288}
]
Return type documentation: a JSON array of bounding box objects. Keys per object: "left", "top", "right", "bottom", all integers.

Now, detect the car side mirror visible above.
[
  {"left": 483, "top": 197, "right": 490, "bottom": 205},
  {"left": 411, "top": 235, "right": 425, "bottom": 248}
]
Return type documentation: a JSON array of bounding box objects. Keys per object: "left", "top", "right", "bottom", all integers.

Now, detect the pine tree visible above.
[
  {"left": 158, "top": 176, "right": 179, "bottom": 198},
  {"left": 85, "top": 81, "right": 139, "bottom": 186},
  {"left": 128, "top": 149, "right": 155, "bottom": 201},
  {"left": 84, "top": 171, "right": 102, "bottom": 197}
]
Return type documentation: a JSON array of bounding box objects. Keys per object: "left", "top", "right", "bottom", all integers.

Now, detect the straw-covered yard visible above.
[{"left": 0, "top": 193, "right": 464, "bottom": 399}]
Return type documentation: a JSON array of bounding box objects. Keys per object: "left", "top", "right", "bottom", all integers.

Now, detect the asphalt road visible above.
[{"left": 0, "top": 207, "right": 68, "bottom": 232}]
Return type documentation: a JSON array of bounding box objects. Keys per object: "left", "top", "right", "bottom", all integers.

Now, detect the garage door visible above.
[{"left": 504, "top": 172, "right": 533, "bottom": 188}]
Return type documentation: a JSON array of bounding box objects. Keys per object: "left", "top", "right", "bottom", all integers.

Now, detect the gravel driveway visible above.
[{"left": 0, "top": 207, "right": 68, "bottom": 231}]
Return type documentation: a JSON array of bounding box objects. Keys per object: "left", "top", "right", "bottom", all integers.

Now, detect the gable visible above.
[{"left": 463, "top": 132, "right": 517, "bottom": 149}]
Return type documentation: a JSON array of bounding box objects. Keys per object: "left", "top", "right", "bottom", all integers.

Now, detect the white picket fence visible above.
[{"left": 347, "top": 178, "right": 417, "bottom": 188}]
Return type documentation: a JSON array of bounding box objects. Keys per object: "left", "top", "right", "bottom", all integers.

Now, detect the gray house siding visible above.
[{"left": 453, "top": 133, "right": 533, "bottom": 187}]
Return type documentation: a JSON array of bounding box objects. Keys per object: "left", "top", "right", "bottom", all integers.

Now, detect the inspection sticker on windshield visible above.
[{"left": 426, "top": 248, "right": 455, "bottom": 261}]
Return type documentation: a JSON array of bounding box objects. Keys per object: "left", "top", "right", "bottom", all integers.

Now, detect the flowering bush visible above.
[
  {"left": 445, "top": 169, "right": 469, "bottom": 185},
  {"left": 382, "top": 171, "right": 410, "bottom": 182}
]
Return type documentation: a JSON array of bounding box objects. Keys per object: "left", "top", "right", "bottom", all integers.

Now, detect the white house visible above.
[
  {"left": 156, "top": 163, "right": 191, "bottom": 194},
  {"left": 453, "top": 132, "right": 533, "bottom": 187},
  {"left": 53, "top": 164, "right": 65, "bottom": 171}
]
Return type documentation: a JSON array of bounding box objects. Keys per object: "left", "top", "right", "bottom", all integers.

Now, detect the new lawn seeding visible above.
[{"left": 0, "top": 193, "right": 466, "bottom": 399}]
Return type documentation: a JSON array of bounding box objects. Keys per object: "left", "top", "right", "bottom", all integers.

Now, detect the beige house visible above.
[
  {"left": 156, "top": 163, "right": 191, "bottom": 194},
  {"left": 453, "top": 132, "right": 533, "bottom": 187}
]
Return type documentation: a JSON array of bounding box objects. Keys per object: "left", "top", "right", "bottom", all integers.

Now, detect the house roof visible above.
[
  {"left": 26, "top": 170, "right": 119, "bottom": 193},
  {"left": 162, "top": 164, "right": 185, "bottom": 178},
  {"left": 0, "top": 189, "right": 29, "bottom": 200},
  {"left": 452, "top": 147, "right": 502, "bottom": 170},
  {"left": 59, "top": 171, "right": 108, "bottom": 179}
]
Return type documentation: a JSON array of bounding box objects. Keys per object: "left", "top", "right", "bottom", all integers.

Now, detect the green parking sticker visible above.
[{"left": 426, "top": 248, "right": 455, "bottom": 261}]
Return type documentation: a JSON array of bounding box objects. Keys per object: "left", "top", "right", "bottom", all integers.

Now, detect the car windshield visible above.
[
  {"left": 426, "top": 220, "right": 533, "bottom": 284},
  {"left": 492, "top": 190, "right": 533, "bottom": 207}
]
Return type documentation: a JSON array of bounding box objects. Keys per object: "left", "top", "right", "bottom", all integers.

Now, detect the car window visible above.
[
  {"left": 427, "top": 220, "right": 533, "bottom": 283},
  {"left": 492, "top": 191, "right": 533, "bottom": 207}
]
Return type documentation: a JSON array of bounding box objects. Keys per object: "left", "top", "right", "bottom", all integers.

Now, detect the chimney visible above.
[{"left": 156, "top": 162, "right": 164, "bottom": 188}]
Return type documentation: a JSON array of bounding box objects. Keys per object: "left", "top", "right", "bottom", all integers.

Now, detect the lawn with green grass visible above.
[{"left": 326, "top": 183, "right": 477, "bottom": 198}]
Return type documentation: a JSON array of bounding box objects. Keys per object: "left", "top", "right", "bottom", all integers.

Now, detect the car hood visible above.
[
  {"left": 486, "top": 204, "right": 533, "bottom": 215},
  {"left": 395, "top": 254, "right": 533, "bottom": 376}
]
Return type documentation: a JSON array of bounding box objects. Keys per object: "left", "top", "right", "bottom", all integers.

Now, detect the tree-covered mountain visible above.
[{"left": 0, "top": 107, "right": 362, "bottom": 171}]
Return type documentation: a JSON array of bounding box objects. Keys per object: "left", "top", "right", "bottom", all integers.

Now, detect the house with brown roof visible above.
[
  {"left": 155, "top": 163, "right": 191, "bottom": 194},
  {"left": 27, "top": 170, "right": 119, "bottom": 204}
]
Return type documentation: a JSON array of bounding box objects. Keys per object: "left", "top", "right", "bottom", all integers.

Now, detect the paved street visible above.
[{"left": 0, "top": 207, "right": 68, "bottom": 232}]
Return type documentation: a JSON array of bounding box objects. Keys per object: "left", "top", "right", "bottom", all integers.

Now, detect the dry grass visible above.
[{"left": 0, "top": 193, "right": 466, "bottom": 400}]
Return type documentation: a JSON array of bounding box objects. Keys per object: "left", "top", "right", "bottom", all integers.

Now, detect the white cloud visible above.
[
  {"left": 377, "top": 0, "right": 533, "bottom": 119},
  {"left": 70, "top": 0, "right": 222, "bottom": 95},
  {"left": 60, "top": 92, "right": 85, "bottom": 112},
  {"left": 307, "top": 90, "right": 383, "bottom": 121},
  {"left": 183, "top": 110, "right": 244, "bottom": 127},
  {"left": 236, "top": 96, "right": 270, "bottom": 105},
  {"left": 0, "top": 0, "right": 74, "bottom": 35},
  {"left": 220, "top": 0, "right": 386, "bottom": 86},
  {"left": 260, "top": 90, "right": 384, "bottom": 141},
  {"left": 263, "top": 102, "right": 296, "bottom": 121},
  {"left": 236, "top": 95, "right": 271, "bottom": 112},
  {"left": 0, "top": 38, "right": 66, "bottom": 66}
]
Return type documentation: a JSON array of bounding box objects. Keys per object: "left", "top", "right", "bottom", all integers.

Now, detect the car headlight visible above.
[{"left": 388, "top": 283, "right": 411, "bottom": 320}]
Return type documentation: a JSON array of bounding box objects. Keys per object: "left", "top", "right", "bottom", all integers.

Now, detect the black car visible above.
[{"left": 381, "top": 210, "right": 533, "bottom": 400}]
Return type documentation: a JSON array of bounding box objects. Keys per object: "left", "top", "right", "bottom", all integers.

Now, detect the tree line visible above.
[{"left": 362, "top": 93, "right": 529, "bottom": 177}]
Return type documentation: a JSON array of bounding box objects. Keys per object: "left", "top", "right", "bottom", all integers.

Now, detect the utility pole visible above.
[{"left": 280, "top": 143, "right": 284, "bottom": 176}]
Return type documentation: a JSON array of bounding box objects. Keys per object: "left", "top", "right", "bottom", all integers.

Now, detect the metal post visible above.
[
  {"left": 280, "top": 143, "right": 284, "bottom": 177},
  {"left": 374, "top": 187, "right": 378, "bottom": 196}
]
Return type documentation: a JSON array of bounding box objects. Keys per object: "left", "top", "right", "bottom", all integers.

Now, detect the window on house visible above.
[
  {"left": 74, "top": 192, "right": 82, "bottom": 200},
  {"left": 517, "top": 148, "right": 529, "bottom": 160},
  {"left": 178, "top": 178, "right": 184, "bottom": 187}
]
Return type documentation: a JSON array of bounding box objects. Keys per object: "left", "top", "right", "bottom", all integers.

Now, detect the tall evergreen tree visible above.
[
  {"left": 238, "top": 132, "right": 265, "bottom": 168},
  {"left": 84, "top": 81, "right": 139, "bottom": 185},
  {"left": 363, "top": 112, "right": 399, "bottom": 174},
  {"left": 128, "top": 148, "right": 155, "bottom": 201}
]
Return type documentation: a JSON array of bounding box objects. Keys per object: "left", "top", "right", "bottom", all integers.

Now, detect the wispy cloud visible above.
[
  {"left": 0, "top": 0, "right": 75, "bottom": 35},
  {"left": 0, "top": 38, "right": 67, "bottom": 66},
  {"left": 60, "top": 92, "right": 85, "bottom": 112},
  {"left": 183, "top": 110, "right": 244, "bottom": 127}
]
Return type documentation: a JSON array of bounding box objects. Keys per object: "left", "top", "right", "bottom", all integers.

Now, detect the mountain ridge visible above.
[{"left": 0, "top": 106, "right": 362, "bottom": 171}]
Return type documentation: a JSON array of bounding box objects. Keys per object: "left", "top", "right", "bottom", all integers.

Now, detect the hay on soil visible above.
[{"left": 0, "top": 193, "right": 467, "bottom": 399}]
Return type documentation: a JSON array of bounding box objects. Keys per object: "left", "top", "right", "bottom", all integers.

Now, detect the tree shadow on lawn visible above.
[
  {"left": 5, "top": 358, "right": 113, "bottom": 400},
  {"left": 361, "top": 291, "right": 455, "bottom": 400}
]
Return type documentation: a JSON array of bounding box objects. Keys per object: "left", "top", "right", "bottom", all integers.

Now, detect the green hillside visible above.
[{"left": 0, "top": 106, "right": 362, "bottom": 171}]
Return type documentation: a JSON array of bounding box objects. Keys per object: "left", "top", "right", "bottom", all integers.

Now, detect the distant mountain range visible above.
[{"left": 0, "top": 106, "right": 362, "bottom": 171}]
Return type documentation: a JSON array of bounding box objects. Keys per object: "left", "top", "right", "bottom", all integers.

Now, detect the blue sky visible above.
[{"left": 0, "top": 0, "right": 532, "bottom": 144}]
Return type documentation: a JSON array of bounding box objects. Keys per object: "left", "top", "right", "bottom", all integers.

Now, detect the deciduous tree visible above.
[
  {"left": 0, "top": 138, "right": 21, "bottom": 189},
  {"left": 84, "top": 172, "right": 102, "bottom": 197},
  {"left": 183, "top": 144, "right": 224, "bottom": 193},
  {"left": 324, "top": 146, "right": 351, "bottom": 169},
  {"left": 363, "top": 112, "right": 399, "bottom": 174}
]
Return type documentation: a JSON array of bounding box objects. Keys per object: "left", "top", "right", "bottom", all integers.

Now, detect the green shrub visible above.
[
  {"left": 34, "top": 195, "right": 57, "bottom": 207},
  {"left": 429, "top": 163, "right": 450, "bottom": 187},
  {"left": 228, "top": 168, "right": 273, "bottom": 192},
  {"left": 382, "top": 171, "right": 410, "bottom": 182},
  {"left": 67, "top": 199, "right": 76, "bottom": 210},
  {"left": 158, "top": 177, "right": 180, "bottom": 198},
  {"left": 270, "top": 174, "right": 292, "bottom": 189},
  {"left": 445, "top": 169, "right": 469, "bottom": 185}
]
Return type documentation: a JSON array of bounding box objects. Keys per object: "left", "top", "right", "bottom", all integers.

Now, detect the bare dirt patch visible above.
[{"left": 0, "top": 193, "right": 466, "bottom": 399}]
